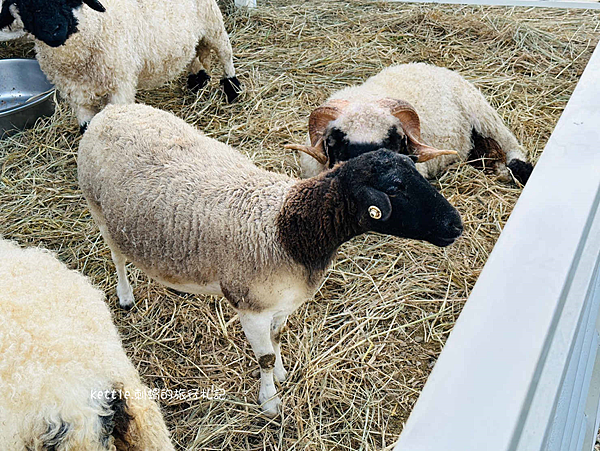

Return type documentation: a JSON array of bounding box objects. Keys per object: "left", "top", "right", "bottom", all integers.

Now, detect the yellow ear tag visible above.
[{"left": 368, "top": 206, "right": 382, "bottom": 220}]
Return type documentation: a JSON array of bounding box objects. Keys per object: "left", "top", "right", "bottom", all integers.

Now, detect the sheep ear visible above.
[
  {"left": 83, "top": 0, "right": 106, "bottom": 12},
  {"left": 357, "top": 186, "right": 392, "bottom": 222},
  {"left": 378, "top": 98, "right": 458, "bottom": 163}
]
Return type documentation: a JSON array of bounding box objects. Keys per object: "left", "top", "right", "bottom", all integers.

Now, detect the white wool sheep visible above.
[
  {"left": 78, "top": 103, "right": 463, "bottom": 416},
  {"left": 295, "top": 62, "right": 534, "bottom": 185},
  {"left": 0, "top": 238, "right": 174, "bottom": 450},
  {"left": 2, "top": 0, "right": 240, "bottom": 132}
]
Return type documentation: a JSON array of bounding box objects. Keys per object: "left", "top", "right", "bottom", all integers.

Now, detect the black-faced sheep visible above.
[
  {"left": 0, "top": 238, "right": 174, "bottom": 450},
  {"left": 77, "top": 103, "right": 463, "bottom": 417},
  {"left": 0, "top": 0, "right": 241, "bottom": 132},
  {"left": 291, "top": 63, "right": 534, "bottom": 185}
]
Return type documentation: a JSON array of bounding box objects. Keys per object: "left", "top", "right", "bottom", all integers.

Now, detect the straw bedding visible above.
[{"left": 1, "top": 1, "right": 599, "bottom": 449}]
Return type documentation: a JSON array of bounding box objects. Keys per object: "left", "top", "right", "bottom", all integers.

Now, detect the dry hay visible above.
[{"left": 1, "top": 1, "right": 599, "bottom": 449}]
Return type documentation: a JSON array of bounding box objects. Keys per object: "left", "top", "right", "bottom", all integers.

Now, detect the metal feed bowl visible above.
[{"left": 0, "top": 58, "right": 55, "bottom": 136}]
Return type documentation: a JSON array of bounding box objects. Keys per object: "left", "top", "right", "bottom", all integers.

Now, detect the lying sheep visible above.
[
  {"left": 0, "top": 238, "right": 174, "bottom": 450},
  {"left": 0, "top": 0, "right": 241, "bottom": 132},
  {"left": 291, "top": 63, "right": 534, "bottom": 185},
  {"left": 78, "top": 103, "right": 463, "bottom": 416}
]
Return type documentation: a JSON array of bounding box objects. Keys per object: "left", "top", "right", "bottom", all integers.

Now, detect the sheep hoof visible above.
[
  {"left": 259, "top": 396, "right": 281, "bottom": 418},
  {"left": 119, "top": 299, "right": 134, "bottom": 311},
  {"left": 507, "top": 159, "right": 534, "bottom": 185},
  {"left": 117, "top": 287, "right": 135, "bottom": 310},
  {"left": 79, "top": 122, "right": 89, "bottom": 135},
  {"left": 220, "top": 76, "right": 241, "bottom": 103},
  {"left": 187, "top": 70, "right": 211, "bottom": 93}
]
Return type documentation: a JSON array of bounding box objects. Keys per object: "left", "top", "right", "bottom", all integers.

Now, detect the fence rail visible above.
[{"left": 394, "top": 42, "right": 600, "bottom": 451}]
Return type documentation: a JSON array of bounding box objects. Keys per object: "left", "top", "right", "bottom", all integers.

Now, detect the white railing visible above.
[{"left": 394, "top": 42, "right": 600, "bottom": 451}]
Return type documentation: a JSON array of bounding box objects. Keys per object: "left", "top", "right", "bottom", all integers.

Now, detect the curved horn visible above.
[
  {"left": 409, "top": 144, "right": 458, "bottom": 163},
  {"left": 83, "top": 0, "right": 106, "bottom": 12},
  {"left": 284, "top": 139, "right": 328, "bottom": 165},
  {"left": 378, "top": 98, "right": 457, "bottom": 163},
  {"left": 303, "top": 99, "right": 349, "bottom": 164}
]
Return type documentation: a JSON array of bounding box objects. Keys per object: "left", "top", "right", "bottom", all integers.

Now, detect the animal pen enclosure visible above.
[{"left": 0, "top": 0, "right": 599, "bottom": 449}]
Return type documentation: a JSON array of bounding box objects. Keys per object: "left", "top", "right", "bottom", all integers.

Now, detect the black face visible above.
[
  {"left": 341, "top": 150, "right": 463, "bottom": 247},
  {"left": 325, "top": 126, "right": 410, "bottom": 169},
  {"left": 6, "top": 0, "right": 104, "bottom": 47}
]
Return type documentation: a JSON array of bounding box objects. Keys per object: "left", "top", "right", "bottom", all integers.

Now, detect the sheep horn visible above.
[
  {"left": 378, "top": 98, "right": 458, "bottom": 163},
  {"left": 83, "top": 0, "right": 106, "bottom": 12},
  {"left": 284, "top": 138, "right": 328, "bottom": 165},
  {"left": 304, "top": 99, "right": 350, "bottom": 164},
  {"left": 411, "top": 144, "right": 458, "bottom": 163}
]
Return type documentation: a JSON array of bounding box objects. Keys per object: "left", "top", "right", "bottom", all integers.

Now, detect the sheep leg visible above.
[
  {"left": 88, "top": 202, "right": 135, "bottom": 309},
  {"left": 111, "top": 248, "right": 135, "bottom": 310},
  {"left": 238, "top": 310, "right": 281, "bottom": 417},
  {"left": 187, "top": 45, "right": 212, "bottom": 93},
  {"left": 271, "top": 314, "right": 288, "bottom": 382},
  {"left": 216, "top": 44, "right": 241, "bottom": 103},
  {"left": 74, "top": 104, "right": 98, "bottom": 134},
  {"left": 203, "top": 33, "right": 240, "bottom": 103},
  {"left": 214, "top": 41, "right": 235, "bottom": 79}
]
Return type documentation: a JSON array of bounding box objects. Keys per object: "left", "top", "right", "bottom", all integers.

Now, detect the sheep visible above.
[
  {"left": 0, "top": 0, "right": 241, "bottom": 133},
  {"left": 290, "top": 63, "right": 534, "bottom": 185},
  {"left": 0, "top": 237, "right": 174, "bottom": 450},
  {"left": 77, "top": 103, "right": 463, "bottom": 416}
]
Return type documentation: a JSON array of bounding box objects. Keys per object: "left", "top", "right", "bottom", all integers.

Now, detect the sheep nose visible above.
[
  {"left": 444, "top": 216, "right": 463, "bottom": 237},
  {"left": 451, "top": 223, "right": 463, "bottom": 236},
  {"left": 42, "top": 23, "right": 69, "bottom": 47},
  {"left": 52, "top": 24, "right": 63, "bottom": 37},
  {"left": 450, "top": 221, "right": 463, "bottom": 237}
]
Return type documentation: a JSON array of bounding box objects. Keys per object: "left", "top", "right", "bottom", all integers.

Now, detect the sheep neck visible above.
[{"left": 276, "top": 173, "right": 362, "bottom": 279}]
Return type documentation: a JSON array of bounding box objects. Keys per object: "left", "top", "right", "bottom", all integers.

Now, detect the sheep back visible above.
[{"left": 78, "top": 104, "right": 297, "bottom": 301}]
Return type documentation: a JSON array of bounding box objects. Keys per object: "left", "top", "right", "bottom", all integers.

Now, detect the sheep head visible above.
[
  {"left": 2, "top": 0, "right": 105, "bottom": 47},
  {"left": 339, "top": 150, "right": 463, "bottom": 247},
  {"left": 287, "top": 98, "right": 457, "bottom": 168}
]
